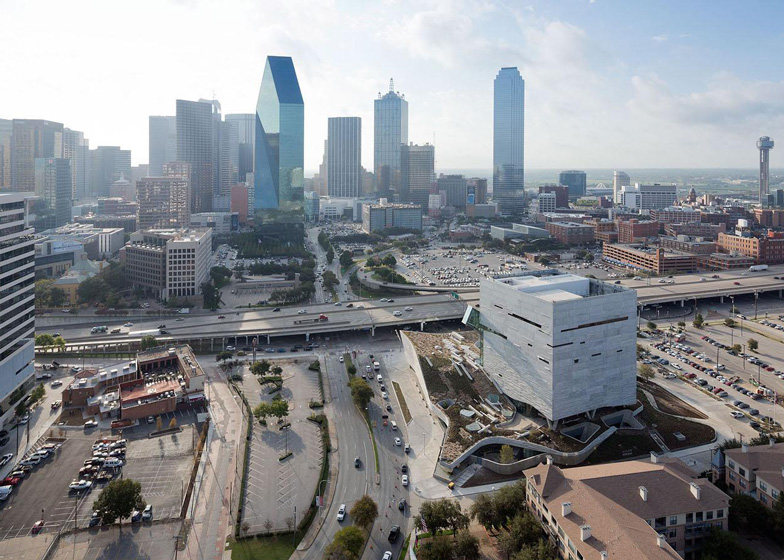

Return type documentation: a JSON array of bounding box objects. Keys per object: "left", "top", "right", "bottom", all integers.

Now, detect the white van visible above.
[
  {"left": 391, "top": 421, "right": 398, "bottom": 431},
  {"left": 376, "top": 374, "right": 383, "bottom": 383}
]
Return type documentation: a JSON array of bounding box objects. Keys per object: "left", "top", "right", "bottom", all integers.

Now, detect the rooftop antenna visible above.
[{"left": 389, "top": 77, "right": 394, "bottom": 92}]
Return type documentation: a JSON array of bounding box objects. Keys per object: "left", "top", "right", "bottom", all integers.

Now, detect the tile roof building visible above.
[
  {"left": 723, "top": 441, "right": 784, "bottom": 508},
  {"left": 525, "top": 456, "right": 729, "bottom": 559}
]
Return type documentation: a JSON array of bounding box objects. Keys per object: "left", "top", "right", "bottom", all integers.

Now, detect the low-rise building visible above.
[
  {"left": 51, "top": 255, "right": 106, "bottom": 304},
  {"left": 466, "top": 203, "right": 497, "bottom": 218},
  {"left": 617, "top": 219, "right": 660, "bottom": 244},
  {"left": 723, "top": 441, "right": 784, "bottom": 508},
  {"left": 717, "top": 230, "right": 784, "bottom": 265},
  {"left": 602, "top": 243, "right": 704, "bottom": 274},
  {"left": 525, "top": 455, "right": 729, "bottom": 559},
  {"left": 490, "top": 224, "right": 550, "bottom": 241},
  {"left": 545, "top": 221, "right": 595, "bottom": 245},
  {"left": 361, "top": 203, "right": 422, "bottom": 233},
  {"left": 659, "top": 236, "right": 717, "bottom": 255},
  {"left": 707, "top": 252, "right": 754, "bottom": 270},
  {"left": 663, "top": 222, "right": 726, "bottom": 240},
  {"left": 189, "top": 212, "right": 239, "bottom": 234}
]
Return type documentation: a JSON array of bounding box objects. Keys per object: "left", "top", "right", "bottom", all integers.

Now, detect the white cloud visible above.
[{"left": 652, "top": 34, "right": 668, "bottom": 42}]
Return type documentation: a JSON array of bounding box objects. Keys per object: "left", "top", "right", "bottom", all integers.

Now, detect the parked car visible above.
[
  {"left": 336, "top": 504, "right": 346, "bottom": 522},
  {"left": 68, "top": 479, "right": 92, "bottom": 492},
  {"left": 31, "top": 520, "right": 44, "bottom": 534},
  {"left": 142, "top": 504, "right": 153, "bottom": 521},
  {"left": 84, "top": 420, "right": 98, "bottom": 429},
  {"left": 131, "top": 509, "right": 142, "bottom": 523},
  {"left": 89, "top": 512, "right": 102, "bottom": 527}
]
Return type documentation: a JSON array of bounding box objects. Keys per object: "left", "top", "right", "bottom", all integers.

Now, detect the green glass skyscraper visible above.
[{"left": 254, "top": 56, "right": 304, "bottom": 222}]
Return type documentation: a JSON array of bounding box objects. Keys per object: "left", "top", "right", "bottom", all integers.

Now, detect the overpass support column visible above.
[
  {"left": 266, "top": 334, "right": 270, "bottom": 344},
  {"left": 779, "top": 289, "right": 782, "bottom": 299},
  {"left": 371, "top": 326, "right": 375, "bottom": 337},
  {"left": 681, "top": 300, "right": 684, "bottom": 307},
  {"left": 420, "top": 321, "right": 425, "bottom": 332},
  {"left": 305, "top": 332, "right": 310, "bottom": 342},
  {"left": 720, "top": 296, "right": 724, "bottom": 303}
]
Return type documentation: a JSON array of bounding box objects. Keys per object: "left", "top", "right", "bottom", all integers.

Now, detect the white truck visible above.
[{"left": 749, "top": 264, "right": 769, "bottom": 272}]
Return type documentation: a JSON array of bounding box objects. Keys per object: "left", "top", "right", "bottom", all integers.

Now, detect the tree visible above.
[
  {"left": 53, "top": 336, "right": 66, "bottom": 350},
  {"left": 469, "top": 493, "right": 501, "bottom": 533},
  {"left": 78, "top": 276, "right": 110, "bottom": 304},
  {"left": 638, "top": 363, "right": 655, "bottom": 381},
  {"left": 453, "top": 532, "right": 480, "bottom": 560},
  {"left": 381, "top": 254, "right": 397, "bottom": 267},
  {"left": 30, "top": 383, "right": 46, "bottom": 403},
  {"left": 326, "top": 247, "right": 334, "bottom": 264},
  {"left": 322, "top": 270, "right": 339, "bottom": 289},
  {"left": 772, "top": 492, "right": 784, "bottom": 537},
  {"left": 724, "top": 318, "right": 736, "bottom": 328},
  {"left": 339, "top": 251, "right": 354, "bottom": 268},
  {"left": 15, "top": 400, "right": 28, "bottom": 418},
  {"left": 349, "top": 495, "right": 378, "bottom": 531},
  {"left": 491, "top": 481, "right": 527, "bottom": 528},
  {"left": 92, "top": 479, "right": 145, "bottom": 528},
  {"left": 415, "top": 499, "right": 468, "bottom": 537},
  {"left": 499, "top": 444, "right": 515, "bottom": 464},
  {"left": 324, "top": 525, "right": 364, "bottom": 560},
  {"left": 700, "top": 527, "right": 759, "bottom": 560},
  {"left": 417, "top": 537, "right": 454, "bottom": 560},
  {"left": 251, "top": 360, "right": 271, "bottom": 375},
  {"left": 748, "top": 338, "right": 759, "bottom": 351},
  {"left": 35, "top": 334, "right": 55, "bottom": 347},
  {"left": 216, "top": 351, "right": 233, "bottom": 362},
  {"left": 512, "top": 540, "right": 557, "bottom": 560},
  {"left": 677, "top": 321, "right": 686, "bottom": 328},
  {"left": 732, "top": 344, "right": 742, "bottom": 354},
  {"left": 729, "top": 494, "right": 771, "bottom": 535},
  {"left": 646, "top": 321, "right": 657, "bottom": 331},
  {"left": 201, "top": 281, "right": 223, "bottom": 311},
  {"left": 272, "top": 365, "right": 283, "bottom": 376},
  {"left": 140, "top": 335, "right": 158, "bottom": 350},
  {"left": 693, "top": 313, "right": 705, "bottom": 328},
  {"left": 348, "top": 377, "right": 374, "bottom": 410},
  {"left": 49, "top": 287, "right": 67, "bottom": 308}
]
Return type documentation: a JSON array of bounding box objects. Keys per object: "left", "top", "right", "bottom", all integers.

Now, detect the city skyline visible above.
[{"left": 2, "top": 1, "right": 784, "bottom": 172}]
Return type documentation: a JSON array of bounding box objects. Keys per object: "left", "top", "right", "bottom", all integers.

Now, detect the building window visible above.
[
  {"left": 696, "top": 512, "right": 703, "bottom": 522},
  {"left": 670, "top": 516, "right": 678, "bottom": 526},
  {"left": 686, "top": 513, "right": 693, "bottom": 523},
  {"left": 739, "top": 467, "right": 746, "bottom": 477},
  {"left": 706, "top": 511, "right": 713, "bottom": 520},
  {"left": 716, "top": 509, "right": 724, "bottom": 519}
]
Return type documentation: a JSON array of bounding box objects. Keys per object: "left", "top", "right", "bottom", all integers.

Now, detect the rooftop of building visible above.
[
  {"left": 725, "top": 441, "right": 784, "bottom": 486},
  {"left": 491, "top": 270, "right": 629, "bottom": 301},
  {"left": 605, "top": 243, "right": 699, "bottom": 258},
  {"left": 138, "top": 344, "right": 205, "bottom": 378},
  {"left": 525, "top": 457, "right": 728, "bottom": 559},
  {"left": 68, "top": 361, "right": 137, "bottom": 390},
  {"left": 548, "top": 221, "right": 593, "bottom": 228},
  {"left": 364, "top": 202, "right": 422, "bottom": 210},
  {"left": 120, "top": 378, "right": 180, "bottom": 407}
]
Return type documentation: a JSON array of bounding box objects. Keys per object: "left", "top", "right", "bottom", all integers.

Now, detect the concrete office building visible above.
[
  {"left": 535, "top": 192, "right": 557, "bottom": 214},
  {"left": 148, "top": 116, "right": 177, "bottom": 176},
  {"left": 34, "top": 157, "right": 72, "bottom": 227},
  {"left": 613, "top": 170, "right": 631, "bottom": 203},
  {"left": 177, "top": 99, "right": 214, "bottom": 214},
  {"left": 374, "top": 79, "right": 408, "bottom": 197},
  {"left": 493, "top": 67, "right": 525, "bottom": 215},
  {"left": 327, "top": 117, "right": 361, "bottom": 198},
  {"left": 559, "top": 170, "right": 587, "bottom": 200},
  {"left": 362, "top": 203, "right": 422, "bottom": 233},
  {"left": 477, "top": 271, "right": 637, "bottom": 425},
  {"left": 189, "top": 212, "right": 239, "bottom": 234},
  {"left": 538, "top": 185, "right": 569, "bottom": 208},
  {"left": 136, "top": 174, "right": 190, "bottom": 230},
  {"left": 11, "top": 119, "right": 64, "bottom": 192},
  {"left": 0, "top": 193, "right": 36, "bottom": 418},
  {"left": 620, "top": 183, "right": 678, "bottom": 210},
  {"left": 0, "top": 119, "right": 11, "bottom": 189},
  {"left": 467, "top": 178, "right": 488, "bottom": 205},
  {"left": 436, "top": 174, "right": 468, "bottom": 209},
  {"left": 62, "top": 128, "right": 89, "bottom": 200},
  {"left": 400, "top": 143, "right": 434, "bottom": 206},
  {"left": 124, "top": 228, "right": 211, "bottom": 300}
]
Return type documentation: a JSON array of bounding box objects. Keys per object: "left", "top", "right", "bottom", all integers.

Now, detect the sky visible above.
[{"left": 2, "top": 0, "right": 784, "bottom": 173}]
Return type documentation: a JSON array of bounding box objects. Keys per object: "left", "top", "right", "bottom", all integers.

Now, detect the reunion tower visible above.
[{"left": 758, "top": 136, "right": 774, "bottom": 204}]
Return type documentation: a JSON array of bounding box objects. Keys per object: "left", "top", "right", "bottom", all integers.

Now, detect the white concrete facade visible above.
[{"left": 479, "top": 271, "right": 637, "bottom": 424}]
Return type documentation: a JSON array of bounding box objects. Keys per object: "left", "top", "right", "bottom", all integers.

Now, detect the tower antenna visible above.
[{"left": 389, "top": 78, "right": 394, "bottom": 92}]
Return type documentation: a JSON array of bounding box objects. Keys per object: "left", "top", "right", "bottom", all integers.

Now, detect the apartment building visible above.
[
  {"left": 545, "top": 222, "right": 594, "bottom": 245},
  {"left": 477, "top": 271, "right": 636, "bottom": 425},
  {"left": 717, "top": 231, "right": 784, "bottom": 265},
  {"left": 525, "top": 456, "right": 729, "bottom": 560},
  {"left": 617, "top": 219, "right": 660, "bottom": 244},
  {"left": 723, "top": 441, "right": 784, "bottom": 508}
]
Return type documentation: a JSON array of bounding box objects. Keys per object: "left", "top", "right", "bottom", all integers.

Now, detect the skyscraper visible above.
[
  {"left": 89, "top": 146, "right": 131, "bottom": 198},
  {"left": 11, "top": 119, "right": 63, "bottom": 191},
  {"left": 493, "top": 67, "right": 525, "bottom": 215},
  {"left": 0, "top": 193, "right": 35, "bottom": 410},
  {"left": 612, "top": 171, "right": 630, "bottom": 204},
  {"left": 401, "top": 143, "right": 434, "bottom": 207},
  {"left": 374, "top": 79, "right": 408, "bottom": 198},
  {"left": 559, "top": 170, "right": 587, "bottom": 200},
  {"left": 254, "top": 56, "right": 304, "bottom": 219},
  {"left": 63, "top": 128, "right": 89, "bottom": 201},
  {"left": 758, "top": 136, "right": 775, "bottom": 204},
  {"left": 34, "top": 157, "right": 72, "bottom": 227},
  {"left": 327, "top": 117, "right": 361, "bottom": 198},
  {"left": 177, "top": 99, "right": 214, "bottom": 214},
  {"left": 0, "top": 119, "right": 11, "bottom": 189},
  {"left": 225, "top": 113, "right": 255, "bottom": 181},
  {"left": 148, "top": 116, "right": 177, "bottom": 176},
  {"left": 136, "top": 169, "right": 191, "bottom": 230}
]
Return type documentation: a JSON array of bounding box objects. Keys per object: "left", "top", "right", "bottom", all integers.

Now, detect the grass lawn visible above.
[
  {"left": 392, "top": 381, "right": 412, "bottom": 423},
  {"left": 230, "top": 535, "right": 296, "bottom": 560}
]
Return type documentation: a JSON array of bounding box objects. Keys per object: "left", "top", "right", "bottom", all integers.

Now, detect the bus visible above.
[{"left": 90, "top": 326, "right": 108, "bottom": 334}]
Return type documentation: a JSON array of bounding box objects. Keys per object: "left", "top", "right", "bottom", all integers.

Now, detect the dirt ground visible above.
[{"left": 643, "top": 382, "right": 708, "bottom": 419}]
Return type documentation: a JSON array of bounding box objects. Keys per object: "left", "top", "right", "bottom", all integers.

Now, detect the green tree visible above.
[
  {"left": 35, "top": 334, "right": 55, "bottom": 347},
  {"left": 701, "top": 527, "right": 759, "bottom": 560},
  {"left": 499, "top": 444, "right": 515, "bottom": 464},
  {"left": 30, "top": 383, "right": 45, "bottom": 403},
  {"left": 348, "top": 377, "right": 374, "bottom": 410},
  {"left": 677, "top": 321, "right": 686, "bottom": 328},
  {"left": 748, "top": 338, "right": 759, "bottom": 351},
  {"left": 15, "top": 400, "right": 28, "bottom": 418},
  {"left": 732, "top": 344, "right": 742, "bottom": 354},
  {"left": 381, "top": 254, "right": 397, "bottom": 267},
  {"left": 417, "top": 537, "right": 454, "bottom": 560},
  {"left": 339, "top": 251, "right": 354, "bottom": 268},
  {"left": 201, "top": 281, "right": 223, "bottom": 311},
  {"left": 469, "top": 493, "right": 501, "bottom": 533},
  {"left": 49, "top": 287, "right": 67, "bottom": 308},
  {"left": 724, "top": 318, "right": 737, "bottom": 328},
  {"left": 216, "top": 351, "right": 233, "bottom": 362},
  {"left": 253, "top": 402, "right": 272, "bottom": 422},
  {"left": 729, "top": 494, "right": 771, "bottom": 535},
  {"left": 322, "top": 270, "right": 339, "bottom": 289},
  {"left": 251, "top": 360, "right": 271, "bottom": 375},
  {"left": 772, "top": 492, "right": 784, "bottom": 537},
  {"left": 349, "top": 495, "right": 378, "bottom": 531},
  {"left": 326, "top": 247, "right": 334, "bottom": 264},
  {"left": 272, "top": 365, "right": 283, "bottom": 376},
  {"left": 78, "top": 276, "right": 110, "bottom": 304},
  {"left": 92, "top": 479, "right": 146, "bottom": 529},
  {"left": 140, "top": 335, "right": 158, "bottom": 350},
  {"left": 646, "top": 321, "right": 657, "bottom": 331},
  {"left": 638, "top": 363, "right": 655, "bottom": 381},
  {"left": 53, "top": 336, "right": 66, "bottom": 350},
  {"left": 452, "top": 531, "right": 480, "bottom": 560},
  {"left": 492, "top": 481, "right": 527, "bottom": 528},
  {"left": 693, "top": 313, "right": 705, "bottom": 328},
  {"left": 324, "top": 525, "right": 364, "bottom": 560},
  {"left": 415, "top": 499, "right": 469, "bottom": 537},
  {"left": 512, "top": 540, "right": 557, "bottom": 560}
]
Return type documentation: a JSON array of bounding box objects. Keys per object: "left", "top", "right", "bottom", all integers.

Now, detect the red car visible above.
[
  {"left": 31, "top": 520, "right": 44, "bottom": 534},
  {"left": 1, "top": 476, "right": 20, "bottom": 486},
  {"left": 734, "top": 281, "right": 741, "bottom": 285}
]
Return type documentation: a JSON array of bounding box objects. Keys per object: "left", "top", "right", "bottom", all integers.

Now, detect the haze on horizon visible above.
[{"left": 2, "top": 0, "right": 783, "bottom": 171}]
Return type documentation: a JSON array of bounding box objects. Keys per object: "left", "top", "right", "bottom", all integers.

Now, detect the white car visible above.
[
  {"left": 141, "top": 504, "right": 153, "bottom": 521},
  {"left": 225, "top": 345, "right": 235, "bottom": 351},
  {"left": 382, "top": 391, "right": 388, "bottom": 399},
  {"left": 337, "top": 504, "right": 346, "bottom": 522},
  {"left": 393, "top": 311, "right": 402, "bottom": 317},
  {"left": 123, "top": 322, "right": 133, "bottom": 328},
  {"left": 297, "top": 309, "right": 307, "bottom": 315},
  {"left": 402, "top": 475, "right": 409, "bottom": 486},
  {"left": 104, "top": 457, "right": 124, "bottom": 468},
  {"left": 405, "top": 307, "right": 413, "bottom": 312},
  {"left": 51, "top": 380, "right": 63, "bottom": 388},
  {"left": 394, "top": 437, "right": 402, "bottom": 446},
  {"left": 0, "top": 453, "right": 13, "bottom": 468},
  {"left": 84, "top": 420, "right": 98, "bottom": 428},
  {"left": 339, "top": 356, "right": 344, "bottom": 363},
  {"left": 730, "top": 411, "right": 745, "bottom": 419},
  {"left": 69, "top": 479, "right": 92, "bottom": 491},
  {"left": 382, "top": 552, "right": 392, "bottom": 560}
]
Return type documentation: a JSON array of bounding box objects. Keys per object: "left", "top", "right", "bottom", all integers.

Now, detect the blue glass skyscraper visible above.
[
  {"left": 374, "top": 79, "right": 408, "bottom": 198},
  {"left": 493, "top": 67, "right": 525, "bottom": 215},
  {"left": 254, "top": 56, "right": 304, "bottom": 220}
]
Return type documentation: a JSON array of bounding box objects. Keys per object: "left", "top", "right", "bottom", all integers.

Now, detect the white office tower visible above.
[
  {"left": 612, "top": 171, "right": 630, "bottom": 203},
  {"left": 478, "top": 271, "right": 637, "bottom": 426},
  {"left": 0, "top": 193, "right": 36, "bottom": 415}
]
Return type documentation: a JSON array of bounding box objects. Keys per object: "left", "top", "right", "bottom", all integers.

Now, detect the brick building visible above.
[
  {"left": 603, "top": 243, "right": 704, "bottom": 274},
  {"left": 545, "top": 221, "right": 594, "bottom": 245},
  {"left": 722, "top": 441, "right": 784, "bottom": 508},
  {"left": 717, "top": 230, "right": 784, "bottom": 265},
  {"left": 753, "top": 208, "right": 784, "bottom": 228},
  {"left": 617, "top": 219, "right": 660, "bottom": 244},
  {"left": 659, "top": 236, "right": 717, "bottom": 255},
  {"left": 538, "top": 185, "right": 569, "bottom": 208},
  {"left": 663, "top": 222, "right": 726, "bottom": 240}
]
